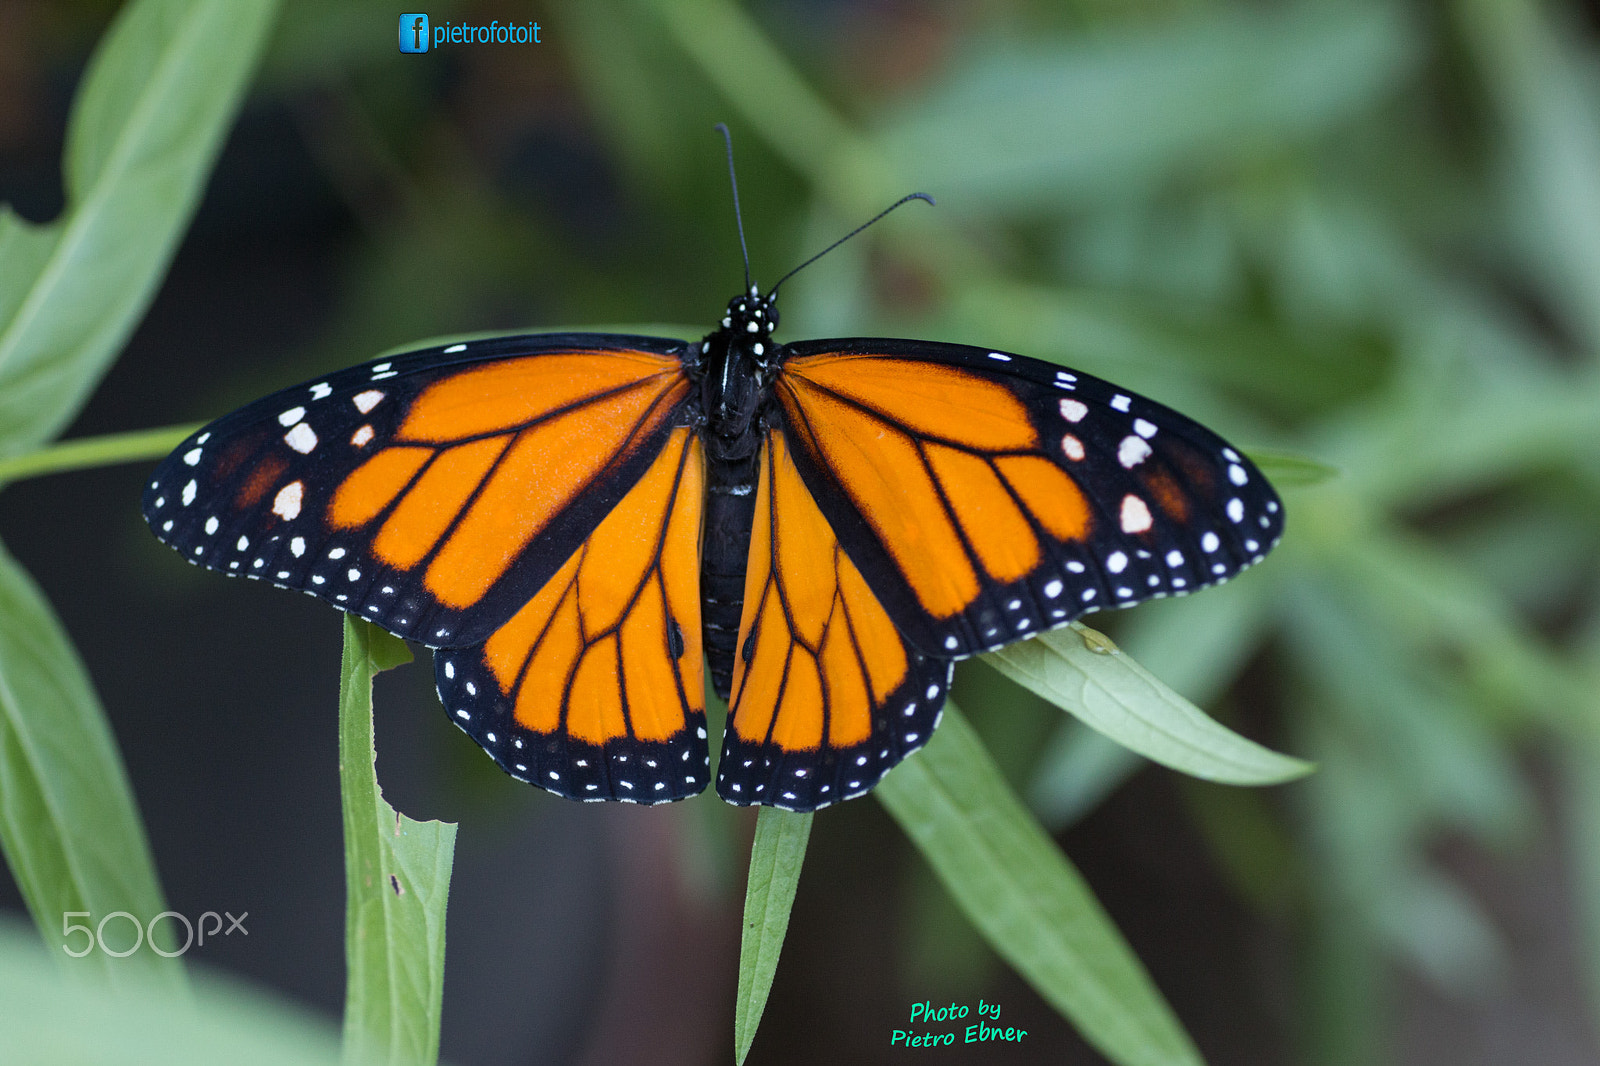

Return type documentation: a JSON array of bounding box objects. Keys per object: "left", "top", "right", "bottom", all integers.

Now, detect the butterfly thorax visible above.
[{"left": 695, "top": 288, "right": 781, "bottom": 699}]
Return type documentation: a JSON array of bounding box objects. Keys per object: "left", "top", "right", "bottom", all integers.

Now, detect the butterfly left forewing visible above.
[
  {"left": 435, "top": 428, "right": 710, "bottom": 802},
  {"left": 774, "top": 338, "right": 1284, "bottom": 658},
  {"left": 718, "top": 431, "right": 951, "bottom": 811},
  {"left": 143, "top": 334, "right": 694, "bottom": 648}
]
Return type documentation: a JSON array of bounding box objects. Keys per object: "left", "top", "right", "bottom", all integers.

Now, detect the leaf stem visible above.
[{"left": 0, "top": 424, "right": 200, "bottom": 486}]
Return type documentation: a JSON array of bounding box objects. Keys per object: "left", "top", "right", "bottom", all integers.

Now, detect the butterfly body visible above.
[{"left": 144, "top": 288, "right": 1282, "bottom": 811}]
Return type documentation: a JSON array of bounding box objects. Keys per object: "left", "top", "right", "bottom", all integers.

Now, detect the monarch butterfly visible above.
[{"left": 142, "top": 152, "right": 1282, "bottom": 813}]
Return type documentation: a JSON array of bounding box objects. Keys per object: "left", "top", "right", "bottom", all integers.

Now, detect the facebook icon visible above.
[{"left": 399, "top": 14, "right": 429, "bottom": 52}]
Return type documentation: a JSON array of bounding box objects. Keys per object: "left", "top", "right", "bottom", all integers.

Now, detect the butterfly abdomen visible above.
[{"left": 702, "top": 449, "right": 760, "bottom": 698}]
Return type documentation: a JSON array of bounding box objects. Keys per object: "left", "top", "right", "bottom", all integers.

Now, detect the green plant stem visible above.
[{"left": 0, "top": 424, "right": 200, "bottom": 486}]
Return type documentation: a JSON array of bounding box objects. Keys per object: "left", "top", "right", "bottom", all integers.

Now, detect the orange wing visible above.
[
  {"left": 773, "top": 341, "right": 1283, "bottom": 658},
  {"left": 435, "top": 429, "right": 709, "bottom": 802},
  {"left": 144, "top": 336, "right": 694, "bottom": 648},
  {"left": 716, "top": 431, "right": 950, "bottom": 810}
]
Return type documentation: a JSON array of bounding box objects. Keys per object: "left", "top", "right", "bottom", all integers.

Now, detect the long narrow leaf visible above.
[
  {"left": 877, "top": 702, "right": 1203, "bottom": 1066},
  {"left": 734, "top": 807, "right": 813, "bottom": 1064},
  {"left": 339, "top": 617, "right": 455, "bottom": 1066},
  {"left": 0, "top": 541, "right": 180, "bottom": 991},
  {"left": 0, "top": 0, "right": 279, "bottom": 456},
  {"left": 989, "top": 624, "right": 1310, "bottom": 785}
]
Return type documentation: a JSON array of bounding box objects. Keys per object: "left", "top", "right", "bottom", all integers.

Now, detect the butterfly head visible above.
[{"left": 718, "top": 287, "right": 780, "bottom": 348}]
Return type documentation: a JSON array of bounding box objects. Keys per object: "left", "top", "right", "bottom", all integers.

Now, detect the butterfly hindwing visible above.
[
  {"left": 434, "top": 428, "right": 710, "bottom": 803},
  {"left": 717, "top": 431, "right": 951, "bottom": 811},
  {"left": 773, "top": 339, "right": 1284, "bottom": 658},
  {"left": 143, "top": 334, "right": 695, "bottom": 648}
]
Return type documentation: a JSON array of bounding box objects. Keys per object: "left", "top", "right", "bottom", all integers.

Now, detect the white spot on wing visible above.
[
  {"left": 353, "top": 390, "right": 384, "bottom": 414},
  {"left": 1228, "top": 464, "right": 1247, "bottom": 485},
  {"left": 351, "top": 425, "right": 374, "bottom": 447},
  {"left": 290, "top": 537, "right": 305, "bottom": 557},
  {"left": 182, "top": 480, "right": 197, "bottom": 506},
  {"left": 1059, "top": 398, "right": 1088, "bottom": 422},
  {"left": 1133, "top": 418, "right": 1157, "bottom": 439},
  {"left": 278, "top": 406, "right": 306, "bottom": 427},
  {"left": 183, "top": 448, "right": 202, "bottom": 466},
  {"left": 1227, "top": 498, "right": 1245, "bottom": 523},
  {"left": 273, "top": 481, "right": 304, "bottom": 521},
  {"left": 284, "top": 423, "right": 317, "bottom": 453},
  {"left": 443, "top": 343, "right": 467, "bottom": 354},
  {"left": 1110, "top": 394, "right": 1131, "bottom": 412},
  {"left": 1120, "top": 495, "right": 1153, "bottom": 533},
  {"left": 1118, "top": 435, "right": 1152, "bottom": 468},
  {"left": 1107, "top": 551, "right": 1128, "bottom": 573},
  {"left": 204, "top": 516, "right": 219, "bottom": 535},
  {"left": 987, "top": 352, "right": 1011, "bottom": 361},
  {"left": 310, "top": 382, "right": 332, "bottom": 400},
  {"left": 1202, "top": 532, "right": 1220, "bottom": 553},
  {"left": 1061, "top": 434, "right": 1085, "bottom": 461}
]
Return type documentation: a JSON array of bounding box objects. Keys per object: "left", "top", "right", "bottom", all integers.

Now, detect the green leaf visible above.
[
  {"left": 0, "top": 0, "right": 280, "bottom": 457},
  {"left": 339, "top": 617, "right": 455, "bottom": 1066},
  {"left": 1245, "top": 449, "right": 1340, "bottom": 488},
  {"left": 734, "top": 807, "right": 813, "bottom": 1065},
  {"left": 0, "top": 918, "right": 353, "bottom": 1065},
  {"left": 988, "top": 625, "right": 1311, "bottom": 786},
  {"left": 878, "top": 4, "right": 1416, "bottom": 210},
  {"left": 877, "top": 702, "right": 1202, "bottom": 1066},
  {"left": 0, "top": 540, "right": 181, "bottom": 992}
]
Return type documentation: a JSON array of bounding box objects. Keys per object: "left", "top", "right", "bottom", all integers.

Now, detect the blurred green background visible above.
[{"left": 4, "top": 0, "right": 1600, "bottom": 1062}]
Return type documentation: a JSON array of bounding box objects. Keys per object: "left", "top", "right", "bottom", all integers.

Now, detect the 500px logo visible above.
[
  {"left": 399, "top": 13, "right": 542, "bottom": 53},
  {"left": 62, "top": 910, "right": 247, "bottom": 958}
]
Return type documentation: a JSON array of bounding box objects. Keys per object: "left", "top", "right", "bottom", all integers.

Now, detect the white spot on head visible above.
[
  {"left": 1228, "top": 464, "right": 1247, "bottom": 486},
  {"left": 183, "top": 448, "right": 202, "bottom": 466},
  {"left": 1120, "top": 495, "right": 1153, "bottom": 534},
  {"left": 1044, "top": 579, "right": 1063, "bottom": 598},
  {"left": 284, "top": 423, "right": 318, "bottom": 453},
  {"left": 1111, "top": 394, "right": 1132, "bottom": 412},
  {"left": 290, "top": 536, "right": 305, "bottom": 557},
  {"left": 182, "top": 480, "right": 197, "bottom": 506},
  {"left": 753, "top": 343, "right": 764, "bottom": 356},
  {"left": 746, "top": 321, "right": 759, "bottom": 333},
  {"left": 1227, "top": 498, "right": 1245, "bottom": 523},
  {"left": 1118, "top": 435, "right": 1152, "bottom": 468},
  {"left": 204, "top": 516, "right": 219, "bottom": 535},
  {"left": 353, "top": 390, "right": 384, "bottom": 414},
  {"left": 1107, "top": 551, "right": 1128, "bottom": 573},
  {"left": 278, "top": 407, "right": 306, "bottom": 427},
  {"left": 1061, "top": 434, "right": 1086, "bottom": 461},
  {"left": 272, "top": 481, "right": 303, "bottom": 520},
  {"left": 1202, "top": 532, "right": 1220, "bottom": 553},
  {"left": 351, "top": 425, "right": 374, "bottom": 447},
  {"left": 444, "top": 343, "right": 467, "bottom": 354},
  {"left": 1059, "top": 398, "right": 1088, "bottom": 422},
  {"left": 310, "top": 382, "right": 332, "bottom": 400},
  {"left": 1134, "top": 418, "right": 1158, "bottom": 439}
]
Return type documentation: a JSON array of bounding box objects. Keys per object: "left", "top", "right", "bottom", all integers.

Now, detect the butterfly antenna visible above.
[
  {"left": 715, "top": 123, "right": 754, "bottom": 294},
  {"left": 768, "top": 192, "right": 935, "bottom": 298}
]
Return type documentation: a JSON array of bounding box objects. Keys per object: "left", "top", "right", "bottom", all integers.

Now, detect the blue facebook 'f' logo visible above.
[{"left": 399, "top": 14, "right": 430, "bottom": 53}]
